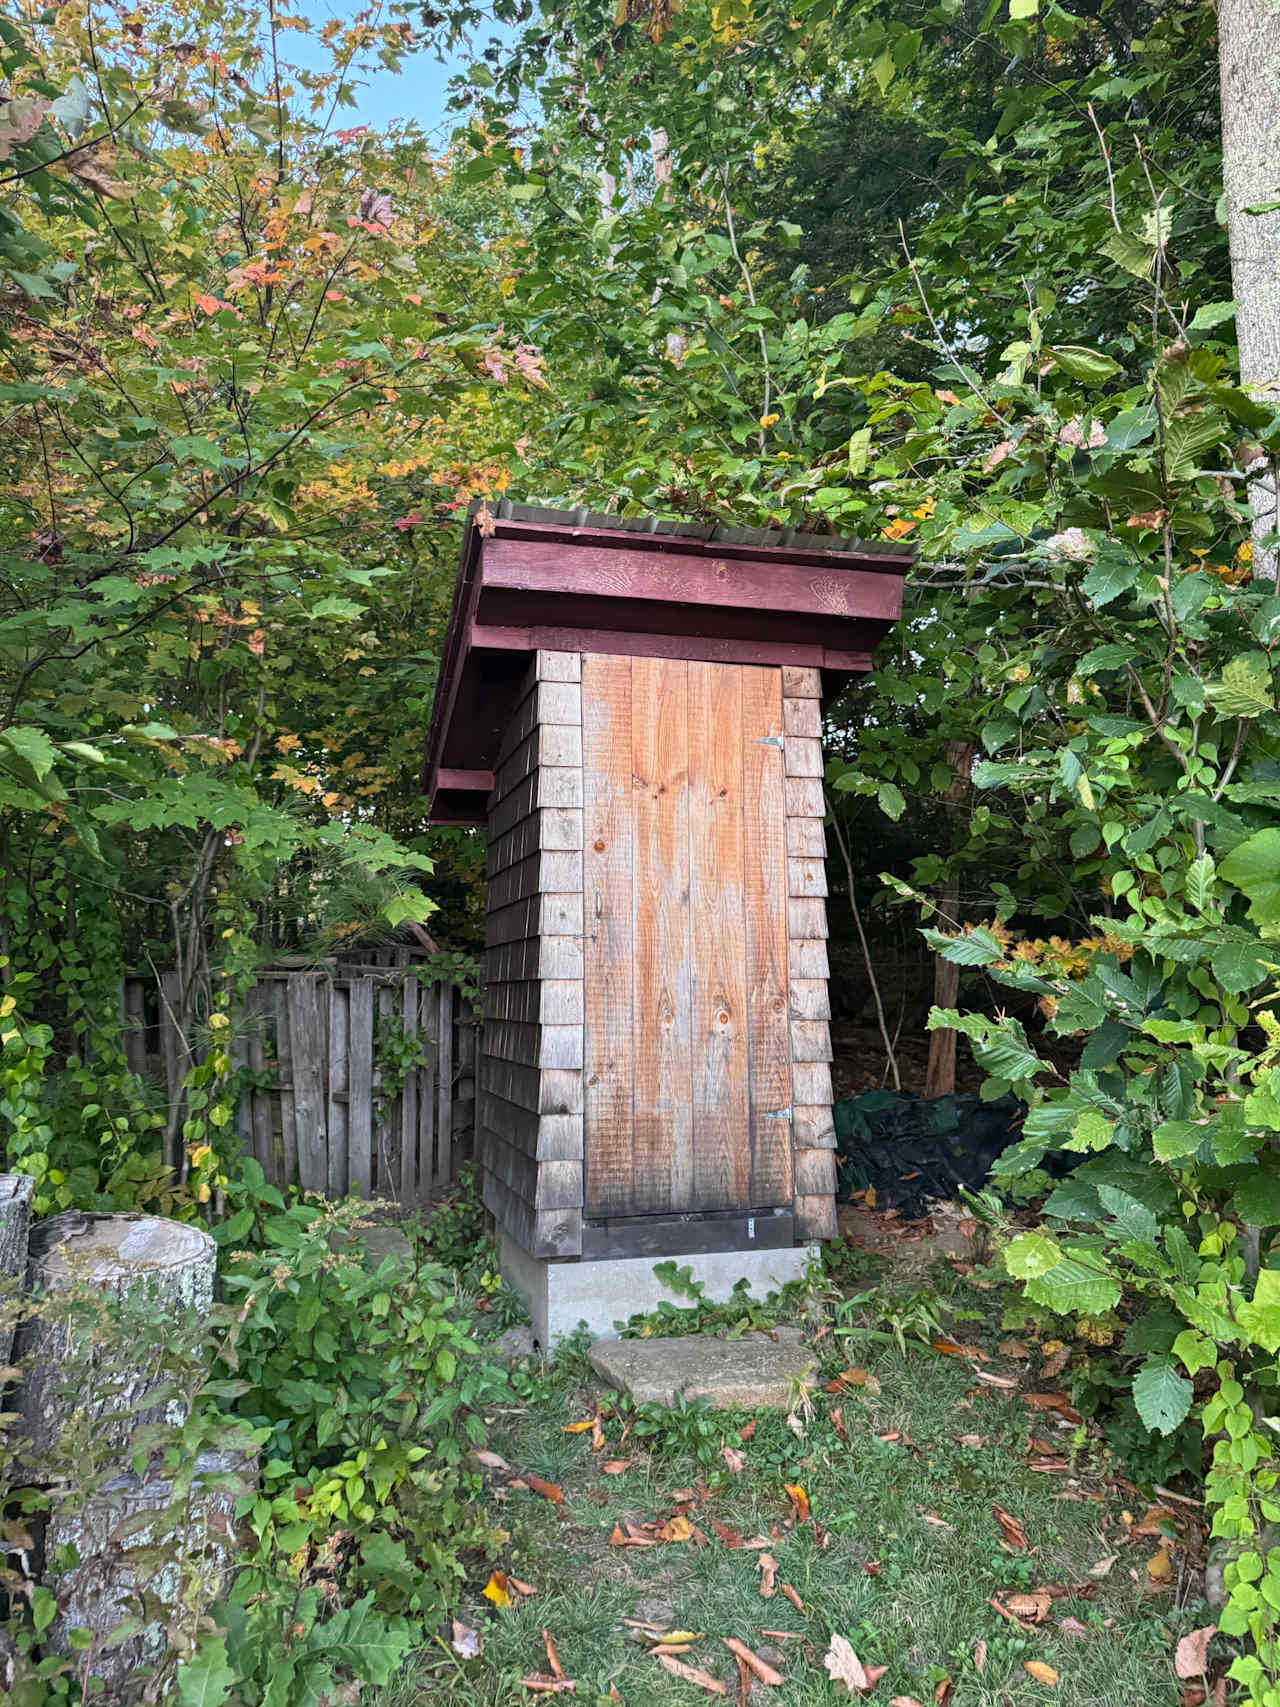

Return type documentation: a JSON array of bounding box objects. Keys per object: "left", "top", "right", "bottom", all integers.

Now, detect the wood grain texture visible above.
[
  {"left": 788, "top": 857, "right": 828, "bottom": 897},
  {"left": 794, "top": 1148, "right": 837, "bottom": 1194},
  {"left": 740, "top": 665, "right": 793, "bottom": 1209},
  {"left": 781, "top": 665, "right": 822, "bottom": 698},
  {"left": 785, "top": 777, "right": 824, "bottom": 818},
  {"left": 688, "top": 660, "right": 750, "bottom": 1209},
  {"left": 783, "top": 735, "right": 823, "bottom": 777},
  {"left": 786, "top": 816, "right": 827, "bottom": 858},
  {"left": 288, "top": 975, "right": 328, "bottom": 1194},
  {"left": 582, "top": 653, "right": 635, "bottom": 1218},
  {"left": 782, "top": 696, "right": 822, "bottom": 737},
  {"left": 632, "top": 656, "right": 694, "bottom": 1213},
  {"left": 794, "top": 1194, "right": 838, "bottom": 1240},
  {"left": 346, "top": 978, "right": 374, "bottom": 1198},
  {"left": 326, "top": 983, "right": 349, "bottom": 1197},
  {"left": 537, "top": 649, "right": 581, "bottom": 681}
]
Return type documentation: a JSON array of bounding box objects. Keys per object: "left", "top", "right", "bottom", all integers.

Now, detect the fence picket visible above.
[{"left": 119, "top": 968, "right": 472, "bottom": 1201}]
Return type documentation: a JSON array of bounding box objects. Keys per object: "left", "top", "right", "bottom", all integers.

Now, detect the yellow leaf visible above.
[
  {"left": 482, "top": 1571, "right": 513, "bottom": 1607},
  {"left": 1146, "top": 1546, "right": 1173, "bottom": 1582},
  {"left": 1024, "top": 1661, "right": 1059, "bottom": 1685}
]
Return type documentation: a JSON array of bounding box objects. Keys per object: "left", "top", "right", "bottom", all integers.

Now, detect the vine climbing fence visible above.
[{"left": 121, "top": 955, "right": 477, "bottom": 1204}]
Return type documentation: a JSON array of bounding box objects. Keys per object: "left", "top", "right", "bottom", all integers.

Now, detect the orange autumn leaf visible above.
[
  {"left": 527, "top": 1474, "right": 564, "bottom": 1505},
  {"left": 1024, "top": 1660, "right": 1059, "bottom": 1685},
  {"left": 784, "top": 1483, "right": 811, "bottom": 1522},
  {"left": 655, "top": 1654, "right": 726, "bottom": 1696},
  {"left": 482, "top": 1570, "right": 513, "bottom": 1608},
  {"left": 993, "top": 1504, "right": 1030, "bottom": 1552},
  {"left": 780, "top": 1583, "right": 804, "bottom": 1612}
]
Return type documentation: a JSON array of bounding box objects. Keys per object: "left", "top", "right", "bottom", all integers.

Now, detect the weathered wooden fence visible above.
[{"left": 122, "top": 963, "right": 477, "bottom": 1203}]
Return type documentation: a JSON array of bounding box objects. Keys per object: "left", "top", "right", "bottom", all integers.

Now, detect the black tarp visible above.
[{"left": 833, "top": 1090, "right": 1024, "bottom": 1220}]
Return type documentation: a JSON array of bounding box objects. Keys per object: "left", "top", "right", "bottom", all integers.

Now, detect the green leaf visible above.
[
  {"left": 0, "top": 723, "right": 58, "bottom": 779},
  {"left": 871, "top": 51, "right": 895, "bottom": 93},
  {"left": 1221, "top": 829, "right": 1280, "bottom": 924},
  {"left": 1081, "top": 543, "right": 1138, "bottom": 608},
  {"left": 1236, "top": 1268, "right": 1280, "bottom": 1353},
  {"left": 383, "top": 889, "right": 436, "bottom": 927},
  {"left": 1051, "top": 345, "right": 1122, "bottom": 383},
  {"left": 1211, "top": 940, "right": 1273, "bottom": 995},
  {"left": 1097, "top": 1183, "right": 1158, "bottom": 1244},
  {"left": 178, "top": 1635, "right": 235, "bottom": 1707},
  {"left": 1132, "top": 1356, "right": 1194, "bottom": 1435},
  {"left": 920, "top": 926, "right": 1005, "bottom": 965},
  {"left": 1153, "top": 1120, "right": 1208, "bottom": 1161},
  {"left": 1189, "top": 301, "right": 1238, "bottom": 333},
  {"left": 1186, "top": 853, "right": 1216, "bottom": 912},
  {"left": 1005, "top": 1230, "right": 1062, "bottom": 1280},
  {"left": 877, "top": 781, "right": 906, "bottom": 821},
  {"left": 1009, "top": 0, "right": 1038, "bottom": 15},
  {"left": 1206, "top": 653, "right": 1276, "bottom": 718},
  {"left": 1025, "top": 1254, "right": 1121, "bottom": 1316}
]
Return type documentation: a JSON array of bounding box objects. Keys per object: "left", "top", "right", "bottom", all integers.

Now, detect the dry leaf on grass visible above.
[
  {"left": 602, "top": 1460, "right": 632, "bottom": 1475},
  {"left": 527, "top": 1474, "right": 565, "bottom": 1505},
  {"left": 740, "top": 1419, "right": 758, "bottom": 1443},
  {"left": 1058, "top": 1617, "right": 1089, "bottom": 1637},
  {"left": 822, "top": 1633, "right": 886, "bottom": 1695},
  {"left": 863, "top": 1561, "right": 882, "bottom": 1577},
  {"left": 1024, "top": 1660, "right": 1059, "bottom": 1686},
  {"left": 721, "top": 1446, "right": 746, "bottom": 1474},
  {"left": 655, "top": 1654, "right": 727, "bottom": 1695},
  {"left": 934, "top": 1680, "right": 953, "bottom": 1706},
  {"left": 825, "top": 1368, "right": 881, "bottom": 1396},
  {"left": 543, "top": 1630, "right": 566, "bottom": 1680},
  {"left": 784, "top": 1483, "right": 811, "bottom": 1522},
  {"left": 564, "top": 1418, "right": 596, "bottom": 1435},
  {"left": 1147, "top": 1546, "right": 1174, "bottom": 1582},
  {"left": 656, "top": 1514, "right": 694, "bottom": 1544},
  {"left": 919, "top": 1509, "right": 955, "bottom": 1531},
  {"left": 609, "top": 1523, "right": 654, "bottom": 1548},
  {"left": 999, "top": 1338, "right": 1032, "bottom": 1359},
  {"left": 520, "top": 1680, "right": 575, "bottom": 1695},
  {"left": 932, "top": 1338, "right": 989, "bottom": 1361},
  {"left": 1174, "top": 1626, "right": 1217, "bottom": 1679},
  {"left": 1088, "top": 1555, "right": 1117, "bottom": 1578},
  {"left": 483, "top": 1571, "right": 513, "bottom": 1608},
  {"left": 757, "top": 1553, "right": 777, "bottom": 1597},
  {"left": 724, "top": 1638, "right": 785, "bottom": 1686},
  {"left": 713, "top": 1520, "right": 745, "bottom": 1548},
  {"left": 972, "top": 1640, "right": 987, "bottom": 1673},
  {"left": 510, "top": 1578, "right": 538, "bottom": 1597},
  {"left": 830, "top": 1406, "right": 848, "bottom": 1442},
  {"left": 761, "top": 1629, "right": 805, "bottom": 1640},
  {"left": 973, "top": 1370, "right": 1018, "bottom": 1390},
  {"left": 997, "top": 1593, "right": 1051, "bottom": 1626},
  {"left": 889, "top": 1699, "right": 926, "bottom": 1707},
  {"left": 993, "top": 1503, "right": 1031, "bottom": 1551},
  {"left": 474, "top": 1449, "right": 511, "bottom": 1471},
  {"left": 450, "top": 1620, "right": 483, "bottom": 1659},
  {"left": 780, "top": 1584, "right": 804, "bottom": 1612},
  {"left": 1024, "top": 1392, "right": 1083, "bottom": 1425}
]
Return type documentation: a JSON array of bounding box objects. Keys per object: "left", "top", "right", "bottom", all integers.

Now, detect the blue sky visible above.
[{"left": 292, "top": 2, "right": 509, "bottom": 134}]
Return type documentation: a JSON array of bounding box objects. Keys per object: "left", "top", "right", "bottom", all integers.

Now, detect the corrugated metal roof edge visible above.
[{"left": 469, "top": 497, "right": 918, "bottom": 561}]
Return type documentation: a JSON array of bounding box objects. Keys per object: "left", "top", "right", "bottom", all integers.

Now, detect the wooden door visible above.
[{"left": 582, "top": 654, "right": 792, "bottom": 1220}]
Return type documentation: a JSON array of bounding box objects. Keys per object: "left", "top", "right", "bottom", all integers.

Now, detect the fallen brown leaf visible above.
[
  {"left": 1024, "top": 1660, "right": 1059, "bottom": 1686},
  {"left": 725, "top": 1638, "right": 785, "bottom": 1686},
  {"left": 602, "top": 1460, "right": 632, "bottom": 1475},
  {"left": 822, "top": 1633, "right": 884, "bottom": 1695},
  {"left": 999, "top": 1338, "right": 1031, "bottom": 1359},
  {"left": 932, "top": 1338, "right": 989, "bottom": 1361},
  {"left": 483, "top": 1571, "right": 513, "bottom": 1608},
  {"left": 784, "top": 1482, "right": 811, "bottom": 1523},
  {"left": 510, "top": 1578, "right": 539, "bottom": 1597},
  {"left": 1088, "top": 1555, "right": 1117, "bottom": 1578},
  {"left": 1024, "top": 1392, "right": 1083, "bottom": 1425},
  {"left": 451, "top": 1620, "right": 483, "bottom": 1659},
  {"left": 890, "top": 1699, "right": 927, "bottom": 1707},
  {"left": 863, "top": 1560, "right": 882, "bottom": 1577},
  {"left": 1174, "top": 1625, "right": 1216, "bottom": 1680},
  {"left": 780, "top": 1584, "right": 804, "bottom": 1612},
  {"left": 520, "top": 1680, "right": 575, "bottom": 1695},
  {"left": 1058, "top": 1617, "right": 1089, "bottom": 1637},
  {"left": 830, "top": 1406, "right": 848, "bottom": 1443},
  {"left": 919, "top": 1509, "right": 955, "bottom": 1530},
  {"left": 543, "top": 1630, "right": 566, "bottom": 1681},
  {"left": 609, "top": 1523, "right": 653, "bottom": 1548},
  {"left": 527, "top": 1474, "right": 565, "bottom": 1505},
  {"left": 825, "top": 1368, "right": 881, "bottom": 1396},
  {"left": 934, "top": 1680, "right": 953, "bottom": 1706},
  {"left": 757, "top": 1553, "right": 777, "bottom": 1598},
  {"left": 760, "top": 1630, "right": 806, "bottom": 1641},
  {"left": 655, "top": 1654, "right": 726, "bottom": 1695},
  {"left": 474, "top": 1449, "right": 512, "bottom": 1471},
  {"left": 740, "top": 1419, "right": 758, "bottom": 1443},
  {"left": 973, "top": 1370, "right": 1019, "bottom": 1389},
  {"left": 656, "top": 1515, "right": 694, "bottom": 1544},
  {"left": 973, "top": 1639, "right": 987, "bottom": 1674},
  {"left": 1002, "top": 1593, "right": 1051, "bottom": 1626},
  {"left": 1147, "top": 1546, "right": 1173, "bottom": 1583},
  {"left": 735, "top": 1655, "right": 751, "bottom": 1707},
  {"left": 721, "top": 1446, "right": 746, "bottom": 1474},
  {"left": 713, "top": 1520, "right": 744, "bottom": 1548},
  {"left": 993, "top": 1503, "right": 1031, "bottom": 1552},
  {"left": 564, "top": 1419, "right": 595, "bottom": 1435}
]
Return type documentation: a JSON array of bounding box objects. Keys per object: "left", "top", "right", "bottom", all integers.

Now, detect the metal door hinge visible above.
[
  {"left": 756, "top": 735, "right": 784, "bottom": 748},
  {"left": 765, "top": 1106, "right": 792, "bottom": 1121}
]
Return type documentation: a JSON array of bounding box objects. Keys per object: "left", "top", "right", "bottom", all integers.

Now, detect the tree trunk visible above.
[
  {"left": 45, "top": 1436, "right": 257, "bottom": 1700},
  {"left": 0, "top": 1173, "right": 34, "bottom": 1368},
  {"left": 1218, "top": 0, "right": 1280, "bottom": 580},
  {"left": 14, "top": 1212, "right": 215, "bottom": 1460},
  {"left": 923, "top": 739, "right": 974, "bottom": 1098}
]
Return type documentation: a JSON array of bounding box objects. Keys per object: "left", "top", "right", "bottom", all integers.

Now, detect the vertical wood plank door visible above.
[{"left": 583, "top": 654, "right": 792, "bottom": 1220}]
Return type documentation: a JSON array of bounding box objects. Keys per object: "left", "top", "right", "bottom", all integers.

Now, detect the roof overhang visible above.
[{"left": 424, "top": 503, "right": 915, "bottom": 827}]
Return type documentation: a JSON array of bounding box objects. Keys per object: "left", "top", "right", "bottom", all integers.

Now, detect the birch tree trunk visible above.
[
  {"left": 1218, "top": 0, "right": 1280, "bottom": 580},
  {"left": 0, "top": 1174, "right": 34, "bottom": 1368}
]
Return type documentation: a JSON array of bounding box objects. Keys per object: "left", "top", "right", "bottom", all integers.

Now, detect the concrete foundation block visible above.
[{"left": 498, "top": 1230, "right": 817, "bottom": 1347}]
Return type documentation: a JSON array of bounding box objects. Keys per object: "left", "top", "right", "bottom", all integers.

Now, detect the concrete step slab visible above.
[{"left": 587, "top": 1330, "right": 815, "bottom": 1410}]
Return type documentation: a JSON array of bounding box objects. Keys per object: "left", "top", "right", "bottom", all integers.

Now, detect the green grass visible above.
[{"left": 384, "top": 1267, "right": 1207, "bottom": 1707}]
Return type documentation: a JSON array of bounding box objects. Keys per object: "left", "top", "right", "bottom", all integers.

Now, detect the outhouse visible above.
[{"left": 425, "top": 501, "right": 913, "bottom": 1341}]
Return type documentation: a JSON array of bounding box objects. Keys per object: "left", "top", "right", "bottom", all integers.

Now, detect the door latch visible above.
[{"left": 756, "top": 735, "right": 784, "bottom": 749}]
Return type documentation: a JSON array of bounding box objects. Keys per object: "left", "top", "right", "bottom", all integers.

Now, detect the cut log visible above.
[
  {"left": 0, "top": 1174, "right": 35, "bottom": 1369},
  {"left": 14, "top": 1212, "right": 215, "bottom": 1459},
  {"left": 44, "top": 1435, "right": 258, "bottom": 1695}
]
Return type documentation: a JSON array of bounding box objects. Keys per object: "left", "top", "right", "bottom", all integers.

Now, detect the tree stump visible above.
[
  {"left": 14, "top": 1212, "right": 216, "bottom": 1460},
  {"left": 44, "top": 1436, "right": 258, "bottom": 1697},
  {"left": 0, "top": 1174, "right": 35, "bottom": 1369}
]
